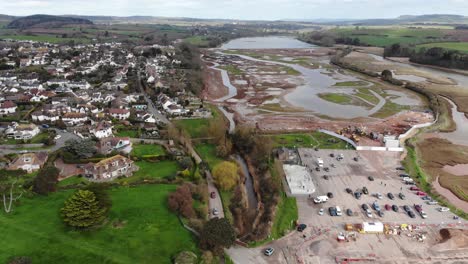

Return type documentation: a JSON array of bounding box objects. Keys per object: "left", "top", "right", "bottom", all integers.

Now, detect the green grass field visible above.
[
  {"left": 318, "top": 93, "right": 354, "bottom": 105},
  {"left": 184, "top": 36, "right": 210, "bottom": 47},
  {"left": 0, "top": 184, "right": 198, "bottom": 263},
  {"left": 129, "top": 161, "right": 180, "bottom": 182},
  {"left": 174, "top": 118, "right": 210, "bottom": 139},
  {"left": 0, "top": 34, "right": 91, "bottom": 43},
  {"left": 270, "top": 194, "right": 298, "bottom": 239},
  {"left": 194, "top": 144, "right": 223, "bottom": 169},
  {"left": 131, "top": 144, "right": 165, "bottom": 158},
  {"left": 332, "top": 27, "right": 447, "bottom": 47},
  {"left": 333, "top": 81, "right": 369, "bottom": 87},
  {"left": 57, "top": 176, "right": 88, "bottom": 188},
  {"left": 417, "top": 42, "right": 468, "bottom": 53},
  {"left": 268, "top": 132, "right": 353, "bottom": 149}
]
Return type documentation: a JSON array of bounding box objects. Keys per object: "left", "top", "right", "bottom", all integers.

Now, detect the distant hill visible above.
[
  {"left": 7, "top": 14, "right": 93, "bottom": 29},
  {"left": 0, "top": 14, "right": 16, "bottom": 22},
  {"left": 310, "top": 14, "right": 468, "bottom": 26}
]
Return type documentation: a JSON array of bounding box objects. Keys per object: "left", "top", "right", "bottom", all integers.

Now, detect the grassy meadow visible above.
[{"left": 0, "top": 184, "right": 198, "bottom": 263}]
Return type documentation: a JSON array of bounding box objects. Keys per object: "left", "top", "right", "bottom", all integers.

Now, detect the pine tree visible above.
[{"left": 61, "top": 190, "right": 106, "bottom": 229}]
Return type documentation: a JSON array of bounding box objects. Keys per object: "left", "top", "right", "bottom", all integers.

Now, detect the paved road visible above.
[
  {"left": 137, "top": 70, "right": 170, "bottom": 124},
  {"left": 180, "top": 137, "right": 225, "bottom": 219}
]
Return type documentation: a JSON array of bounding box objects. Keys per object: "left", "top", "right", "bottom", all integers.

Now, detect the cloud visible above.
[{"left": 0, "top": 0, "right": 467, "bottom": 20}]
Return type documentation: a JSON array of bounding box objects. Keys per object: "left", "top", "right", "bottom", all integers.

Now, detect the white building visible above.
[
  {"left": 0, "top": 101, "right": 17, "bottom": 115},
  {"left": 91, "top": 121, "right": 114, "bottom": 139}
]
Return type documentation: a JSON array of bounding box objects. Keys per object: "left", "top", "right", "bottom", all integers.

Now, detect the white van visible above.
[{"left": 313, "top": 196, "right": 329, "bottom": 204}]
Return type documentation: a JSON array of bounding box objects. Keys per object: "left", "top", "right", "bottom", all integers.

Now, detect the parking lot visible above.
[{"left": 296, "top": 149, "right": 465, "bottom": 227}]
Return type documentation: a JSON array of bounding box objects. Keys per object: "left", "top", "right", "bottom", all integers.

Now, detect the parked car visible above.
[
  {"left": 377, "top": 210, "right": 384, "bottom": 217},
  {"left": 375, "top": 193, "right": 383, "bottom": 199},
  {"left": 323, "top": 175, "right": 329, "bottom": 180},
  {"left": 362, "top": 204, "right": 369, "bottom": 211},
  {"left": 54, "top": 135, "right": 61, "bottom": 140},
  {"left": 400, "top": 173, "right": 410, "bottom": 177},
  {"left": 329, "top": 207, "right": 337, "bottom": 216},
  {"left": 421, "top": 196, "right": 431, "bottom": 201},
  {"left": 324, "top": 167, "right": 330, "bottom": 172},
  {"left": 396, "top": 167, "right": 405, "bottom": 171},
  {"left": 372, "top": 202, "right": 381, "bottom": 211},
  {"left": 330, "top": 153, "right": 335, "bottom": 157},
  {"left": 403, "top": 205, "right": 411, "bottom": 212},
  {"left": 392, "top": 205, "right": 399, "bottom": 212},
  {"left": 354, "top": 192, "right": 362, "bottom": 199},
  {"left": 327, "top": 192, "right": 334, "bottom": 198},
  {"left": 399, "top": 193, "right": 406, "bottom": 200},
  {"left": 346, "top": 209, "right": 353, "bottom": 216},
  {"left": 297, "top": 224, "right": 307, "bottom": 232},
  {"left": 362, "top": 187, "right": 369, "bottom": 195},
  {"left": 387, "top": 193, "right": 395, "bottom": 200},
  {"left": 416, "top": 191, "right": 427, "bottom": 196},
  {"left": 264, "top": 248, "right": 275, "bottom": 256},
  {"left": 368, "top": 176, "right": 374, "bottom": 181},
  {"left": 420, "top": 211, "right": 428, "bottom": 219},
  {"left": 345, "top": 188, "right": 352, "bottom": 194},
  {"left": 318, "top": 208, "right": 324, "bottom": 215},
  {"left": 427, "top": 200, "right": 438, "bottom": 205},
  {"left": 408, "top": 211, "right": 416, "bottom": 218},
  {"left": 410, "top": 186, "right": 420, "bottom": 191},
  {"left": 210, "top": 192, "right": 216, "bottom": 199},
  {"left": 365, "top": 209, "right": 373, "bottom": 218},
  {"left": 41, "top": 124, "right": 50, "bottom": 128},
  {"left": 353, "top": 157, "right": 359, "bottom": 162},
  {"left": 385, "top": 204, "right": 391, "bottom": 211},
  {"left": 315, "top": 167, "right": 321, "bottom": 172},
  {"left": 414, "top": 204, "right": 423, "bottom": 213},
  {"left": 212, "top": 208, "right": 219, "bottom": 216},
  {"left": 438, "top": 207, "right": 450, "bottom": 212}
]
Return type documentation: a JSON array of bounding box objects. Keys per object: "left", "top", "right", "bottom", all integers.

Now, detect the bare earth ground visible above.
[{"left": 202, "top": 49, "right": 433, "bottom": 140}]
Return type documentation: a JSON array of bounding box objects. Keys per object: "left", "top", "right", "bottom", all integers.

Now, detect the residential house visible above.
[
  {"left": 12, "top": 124, "right": 40, "bottom": 140},
  {"left": 62, "top": 112, "right": 88, "bottom": 125},
  {"left": 90, "top": 121, "right": 113, "bottom": 139},
  {"left": 108, "top": 108, "right": 130, "bottom": 120},
  {"left": 84, "top": 155, "right": 138, "bottom": 181},
  {"left": 96, "top": 137, "right": 132, "bottom": 154},
  {"left": 7, "top": 152, "right": 48, "bottom": 173},
  {"left": 0, "top": 101, "right": 17, "bottom": 115}
]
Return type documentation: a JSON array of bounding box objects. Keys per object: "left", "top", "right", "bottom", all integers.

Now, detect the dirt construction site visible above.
[{"left": 227, "top": 149, "right": 468, "bottom": 264}]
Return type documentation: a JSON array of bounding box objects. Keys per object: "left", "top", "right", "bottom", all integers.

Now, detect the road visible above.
[
  {"left": 180, "top": 137, "right": 225, "bottom": 219},
  {"left": 137, "top": 70, "right": 170, "bottom": 124}
]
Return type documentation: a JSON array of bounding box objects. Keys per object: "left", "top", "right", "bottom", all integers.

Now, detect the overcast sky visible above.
[{"left": 1, "top": 0, "right": 468, "bottom": 20}]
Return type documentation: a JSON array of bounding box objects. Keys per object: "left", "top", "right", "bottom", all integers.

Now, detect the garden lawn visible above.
[
  {"left": 194, "top": 144, "right": 223, "bottom": 169},
  {"left": 131, "top": 144, "right": 165, "bottom": 158},
  {"left": 57, "top": 175, "right": 88, "bottom": 188},
  {"left": 128, "top": 160, "right": 180, "bottom": 182},
  {"left": 0, "top": 184, "right": 198, "bottom": 263},
  {"left": 174, "top": 118, "right": 210, "bottom": 139}
]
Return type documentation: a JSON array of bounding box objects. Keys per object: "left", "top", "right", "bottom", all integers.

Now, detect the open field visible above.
[
  {"left": 0, "top": 184, "right": 198, "bottom": 263},
  {"left": 195, "top": 143, "right": 223, "bottom": 169},
  {"left": 174, "top": 118, "right": 211, "bottom": 139},
  {"left": 268, "top": 132, "right": 353, "bottom": 149},
  {"left": 131, "top": 144, "right": 166, "bottom": 158},
  {"left": 331, "top": 27, "right": 449, "bottom": 47},
  {"left": 417, "top": 42, "right": 468, "bottom": 53},
  {"left": 130, "top": 160, "right": 180, "bottom": 182}
]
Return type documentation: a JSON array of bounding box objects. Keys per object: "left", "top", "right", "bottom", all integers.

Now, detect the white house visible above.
[
  {"left": 108, "top": 108, "right": 130, "bottom": 120},
  {"left": 91, "top": 121, "right": 114, "bottom": 139},
  {"left": 62, "top": 112, "right": 88, "bottom": 125},
  {"left": 12, "top": 124, "right": 40, "bottom": 140},
  {"left": 0, "top": 101, "right": 17, "bottom": 115}
]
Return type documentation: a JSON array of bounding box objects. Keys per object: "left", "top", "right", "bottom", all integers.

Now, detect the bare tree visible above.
[{"left": 0, "top": 174, "right": 24, "bottom": 214}]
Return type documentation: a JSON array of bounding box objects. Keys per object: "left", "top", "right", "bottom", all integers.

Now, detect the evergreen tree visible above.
[{"left": 61, "top": 190, "right": 106, "bottom": 229}]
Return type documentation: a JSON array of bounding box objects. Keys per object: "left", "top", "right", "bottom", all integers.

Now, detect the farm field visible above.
[
  {"left": 417, "top": 42, "right": 468, "bottom": 53},
  {"left": 331, "top": 27, "right": 449, "bottom": 46},
  {"left": 0, "top": 184, "right": 198, "bottom": 264}
]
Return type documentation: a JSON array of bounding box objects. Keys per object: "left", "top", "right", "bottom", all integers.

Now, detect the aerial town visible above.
[{"left": 0, "top": 2, "right": 468, "bottom": 264}]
